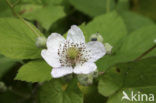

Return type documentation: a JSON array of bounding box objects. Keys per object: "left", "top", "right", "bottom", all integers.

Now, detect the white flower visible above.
[{"left": 41, "top": 25, "right": 106, "bottom": 78}]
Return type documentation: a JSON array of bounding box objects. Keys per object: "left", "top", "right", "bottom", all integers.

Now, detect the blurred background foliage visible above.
[{"left": 0, "top": 0, "right": 156, "bottom": 103}]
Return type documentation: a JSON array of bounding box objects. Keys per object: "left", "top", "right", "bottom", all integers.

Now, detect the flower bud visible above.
[
  {"left": 90, "top": 33, "right": 103, "bottom": 42},
  {"left": 104, "top": 43, "right": 113, "bottom": 54},
  {"left": 36, "top": 36, "right": 46, "bottom": 48},
  {"left": 77, "top": 74, "right": 93, "bottom": 86}
]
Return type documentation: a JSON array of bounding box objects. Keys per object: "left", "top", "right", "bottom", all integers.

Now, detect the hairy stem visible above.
[
  {"left": 134, "top": 44, "right": 156, "bottom": 61},
  {"left": 6, "top": 0, "right": 40, "bottom": 37}
]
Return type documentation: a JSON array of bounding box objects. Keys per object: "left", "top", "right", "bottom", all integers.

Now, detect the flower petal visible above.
[
  {"left": 51, "top": 67, "right": 73, "bottom": 78},
  {"left": 67, "top": 25, "right": 85, "bottom": 43},
  {"left": 47, "top": 33, "right": 65, "bottom": 52},
  {"left": 87, "top": 41, "right": 106, "bottom": 62},
  {"left": 74, "top": 62, "right": 97, "bottom": 74},
  {"left": 41, "top": 49, "right": 61, "bottom": 67}
]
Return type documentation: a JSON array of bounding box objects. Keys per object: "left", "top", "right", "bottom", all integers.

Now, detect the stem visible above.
[
  {"left": 106, "top": 0, "right": 110, "bottom": 13},
  {"left": 134, "top": 44, "right": 156, "bottom": 61},
  {"left": 6, "top": 0, "right": 40, "bottom": 37}
]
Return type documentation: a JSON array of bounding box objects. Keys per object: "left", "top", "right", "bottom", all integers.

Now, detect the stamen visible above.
[{"left": 58, "top": 41, "right": 91, "bottom": 67}]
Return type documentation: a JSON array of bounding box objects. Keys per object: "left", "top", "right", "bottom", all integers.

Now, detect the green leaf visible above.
[
  {"left": 98, "top": 65, "right": 126, "bottom": 97},
  {"left": 80, "top": 11, "right": 127, "bottom": 71},
  {"left": 42, "top": 0, "right": 63, "bottom": 5},
  {"left": 97, "top": 25, "right": 156, "bottom": 71},
  {"left": 0, "top": 18, "right": 43, "bottom": 59},
  {"left": 81, "top": 85, "right": 107, "bottom": 103},
  {"left": 38, "top": 79, "right": 83, "bottom": 103},
  {"left": 21, "top": 4, "right": 66, "bottom": 30},
  {"left": 107, "top": 87, "right": 156, "bottom": 103},
  {"left": 0, "top": 55, "right": 16, "bottom": 78},
  {"left": 82, "top": 11, "right": 127, "bottom": 45},
  {"left": 120, "top": 11, "right": 154, "bottom": 33},
  {"left": 17, "top": 0, "right": 43, "bottom": 4},
  {"left": 98, "top": 57, "right": 156, "bottom": 100},
  {"left": 118, "top": 25, "right": 156, "bottom": 57},
  {"left": 15, "top": 60, "right": 51, "bottom": 82},
  {"left": 98, "top": 57, "right": 156, "bottom": 103},
  {"left": 68, "top": 0, "right": 115, "bottom": 17},
  {"left": 0, "top": 0, "right": 13, "bottom": 17}
]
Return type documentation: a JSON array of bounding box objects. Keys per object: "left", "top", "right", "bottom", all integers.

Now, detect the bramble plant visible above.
[{"left": 0, "top": 0, "right": 156, "bottom": 103}]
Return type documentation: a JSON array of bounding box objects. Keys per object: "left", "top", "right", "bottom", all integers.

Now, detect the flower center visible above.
[
  {"left": 58, "top": 41, "right": 91, "bottom": 67},
  {"left": 67, "top": 47, "right": 79, "bottom": 59}
]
